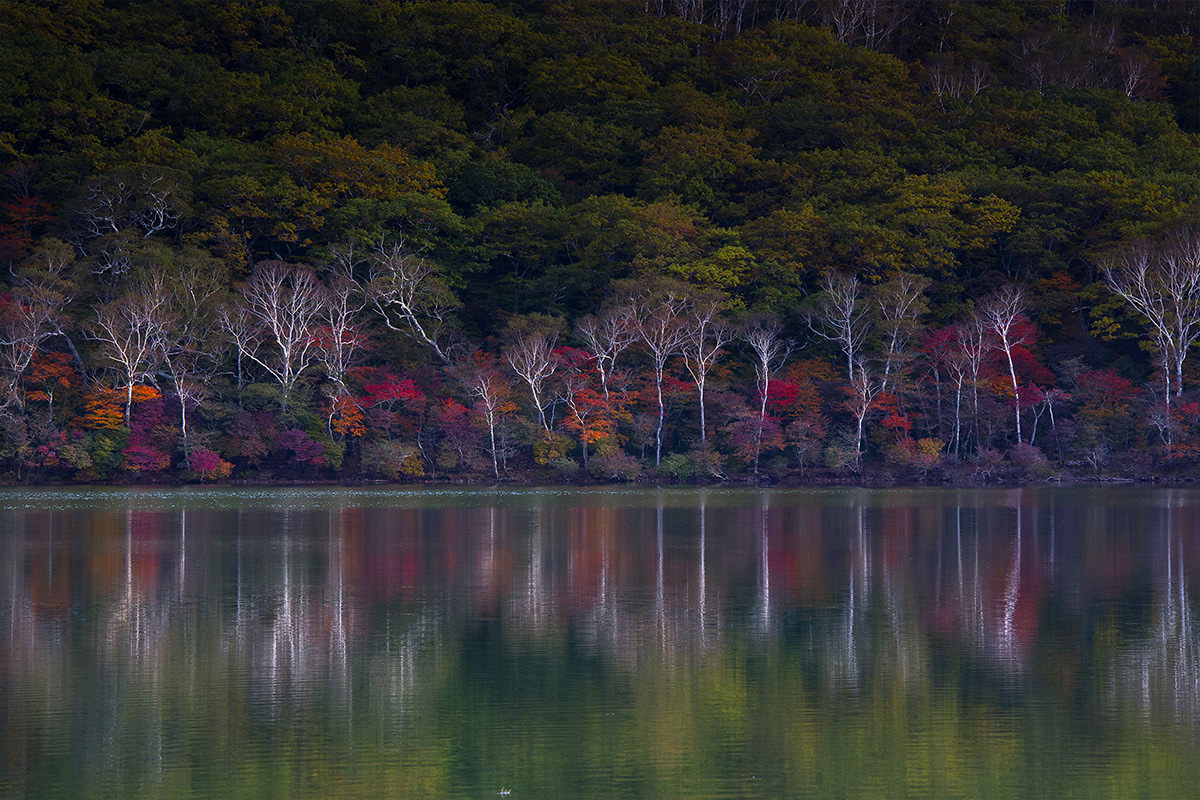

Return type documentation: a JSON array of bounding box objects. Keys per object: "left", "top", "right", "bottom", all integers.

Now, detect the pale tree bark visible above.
[
  {"left": 317, "top": 267, "right": 367, "bottom": 441},
  {"left": 979, "top": 285, "right": 1028, "bottom": 444},
  {"left": 366, "top": 237, "right": 459, "bottom": 365},
  {"left": 236, "top": 261, "right": 328, "bottom": 411},
  {"left": 89, "top": 280, "right": 169, "bottom": 425},
  {"left": 316, "top": 266, "right": 367, "bottom": 396},
  {"left": 1118, "top": 48, "right": 1158, "bottom": 100},
  {"left": 0, "top": 273, "right": 69, "bottom": 413},
  {"left": 467, "top": 366, "right": 511, "bottom": 480},
  {"left": 872, "top": 271, "right": 930, "bottom": 394},
  {"left": 158, "top": 258, "right": 222, "bottom": 467},
  {"left": 825, "top": 0, "right": 906, "bottom": 50},
  {"left": 848, "top": 363, "right": 879, "bottom": 470},
  {"left": 559, "top": 364, "right": 596, "bottom": 466},
  {"left": 13, "top": 238, "right": 84, "bottom": 379},
  {"left": 743, "top": 316, "right": 792, "bottom": 475},
  {"left": 808, "top": 271, "right": 870, "bottom": 383},
  {"left": 1103, "top": 232, "right": 1200, "bottom": 410},
  {"left": 635, "top": 290, "right": 690, "bottom": 468},
  {"left": 576, "top": 303, "right": 638, "bottom": 402},
  {"left": 503, "top": 314, "right": 563, "bottom": 432},
  {"left": 77, "top": 167, "right": 185, "bottom": 240},
  {"left": 217, "top": 303, "right": 256, "bottom": 399},
  {"left": 947, "top": 315, "right": 988, "bottom": 456},
  {"left": 679, "top": 295, "right": 733, "bottom": 445}
]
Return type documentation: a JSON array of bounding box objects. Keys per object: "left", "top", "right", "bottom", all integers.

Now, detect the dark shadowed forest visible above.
[{"left": 2, "top": 0, "right": 1200, "bottom": 484}]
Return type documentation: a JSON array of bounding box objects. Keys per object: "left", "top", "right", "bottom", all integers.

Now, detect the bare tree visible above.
[
  {"left": 1117, "top": 48, "right": 1159, "bottom": 100},
  {"left": 76, "top": 167, "right": 185, "bottom": 240},
  {"left": 73, "top": 168, "right": 188, "bottom": 279},
  {"left": 807, "top": 271, "right": 871, "bottom": 382},
  {"left": 316, "top": 265, "right": 367, "bottom": 396},
  {"left": 978, "top": 285, "right": 1028, "bottom": 444},
  {"left": 157, "top": 256, "right": 223, "bottom": 467},
  {"left": 872, "top": 271, "right": 929, "bottom": 394},
  {"left": 847, "top": 363, "right": 879, "bottom": 469},
  {"left": 559, "top": 360, "right": 598, "bottom": 467},
  {"left": 743, "top": 316, "right": 793, "bottom": 475},
  {"left": 16, "top": 238, "right": 84, "bottom": 374},
  {"left": 235, "top": 261, "right": 328, "bottom": 410},
  {"left": 1103, "top": 232, "right": 1200, "bottom": 408},
  {"left": 679, "top": 294, "right": 734, "bottom": 444},
  {"left": 367, "top": 236, "right": 459, "bottom": 364},
  {"left": 89, "top": 281, "right": 169, "bottom": 425},
  {"left": 824, "top": 0, "right": 907, "bottom": 50},
  {"left": 466, "top": 363, "right": 511, "bottom": 480},
  {"left": 503, "top": 314, "right": 563, "bottom": 431},
  {"left": 217, "top": 302, "right": 256, "bottom": 398},
  {"left": 948, "top": 314, "right": 989, "bottom": 456},
  {"left": 0, "top": 261, "right": 71, "bottom": 413},
  {"left": 635, "top": 288, "right": 690, "bottom": 467},
  {"left": 575, "top": 303, "right": 638, "bottom": 402}
]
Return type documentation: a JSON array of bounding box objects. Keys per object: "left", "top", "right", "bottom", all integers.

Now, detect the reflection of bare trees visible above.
[
  {"left": 1109, "top": 496, "right": 1200, "bottom": 727},
  {"left": 9, "top": 486, "right": 1200, "bottom": 743},
  {"left": 827, "top": 492, "right": 929, "bottom": 693},
  {"left": 933, "top": 491, "right": 1032, "bottom": 677}
]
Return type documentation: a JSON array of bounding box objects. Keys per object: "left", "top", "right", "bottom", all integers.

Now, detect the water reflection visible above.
[{"left": 4, "top": 486, "right": 1200, "bottom": 798}]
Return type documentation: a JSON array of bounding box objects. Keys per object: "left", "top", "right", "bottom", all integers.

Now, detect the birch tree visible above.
[
  {"left": 808, "top": 272, "right": 870, "bottom": 382},
  {"left": 0, "top": 270, "right": 69, "bottom": 413},
  {"left": 847, "top": 363, "right": 879, "bottom": 469},
  {"left": 634, "top": 288, "right": 689, "bottom": 468},
  {"left": 1102, "top": 231, "right": 1200, "bottom": 408},
  {"left": 679, "top": 293, "right": 733, "bottom": 444},
  {"left": 466, "top": 363, "right": 512, "bottom": 480},
  {"left": 235, "top": 261, "right": 328, "bottom": 411},
  {"left": 978, "top": 285, "right": 1027, "bottom": 444},
  {"left": 367, "top": 236, "right": 459, "bottom": 365},
  {"left": 946, "top": 314, "right": 989, "bottom": 456},
  {"left": 742, "top": 316, "right": 792, "bottom": 475},
  {"left": 157, "top": 255, "right": 223, "bottom": 466},
  {"left": 217, "top": 302, "right": 255, "bottom": 398},
  {"left": 872, "top": 271, "right": 929, "bottom": 394},
  {"left": 89, "top": 280, "right": 169, "bottom": 425},
  {"left": 316, "top": 266, "right": 367, "bottom": 396},
  {"left": 503, "top": 313, "right": 563, "bottom": 431},
  {"left": 575, "top": 303, "right": 637, "bottom": 402}
]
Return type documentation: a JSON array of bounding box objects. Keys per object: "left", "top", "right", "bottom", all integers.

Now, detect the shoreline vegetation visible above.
[{"left": 3, "top": 1, "right": 1200, "bottom": 489}]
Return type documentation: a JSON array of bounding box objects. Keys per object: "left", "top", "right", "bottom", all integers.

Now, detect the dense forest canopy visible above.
[{"left": 2, "top": 0, "right": 1200, "bottom": 483}]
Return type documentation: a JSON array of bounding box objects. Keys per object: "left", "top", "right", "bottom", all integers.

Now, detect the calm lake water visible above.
[{"left": 2, "top": 485, "right": 1199, "bottom": 799}]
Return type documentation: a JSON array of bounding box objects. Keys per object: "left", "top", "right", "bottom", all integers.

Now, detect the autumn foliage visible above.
[{"left": 1, "top": 0, "right": 1199, "bottom": 483}]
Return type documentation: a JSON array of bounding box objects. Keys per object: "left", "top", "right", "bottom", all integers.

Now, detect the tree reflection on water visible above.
[{"left": 4, "top": 486, "right": 1200, "bottom": 798}]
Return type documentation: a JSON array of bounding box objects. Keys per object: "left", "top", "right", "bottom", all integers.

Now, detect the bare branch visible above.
[
  {"left": 807, "top": 271, "right": 870, "bottom": 382},
  {"left": 366, "top": 237, "right": 459, "bottom": 364},
  {"left": 679, "top": 295, "right": 733, "bottom": 444},
  {"left": 576, "top": 303, "right": 638, "bottom": 402},
  {"left": 1102, "top": 232, "right": 1200, "bottom": 406},
  {"left": 88, "top": 281, "right": 170, "bottom": 425},
  {"left": 503, "top": 315, "right": 563, "bottom": 432},
  {"left": 235, "top": 261, "right": 328, "bottom": 409}
]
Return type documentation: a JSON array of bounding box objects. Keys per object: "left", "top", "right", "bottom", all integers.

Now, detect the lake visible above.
[{"left": 1, "top": 485, "right": 1198, "bottom": 799}]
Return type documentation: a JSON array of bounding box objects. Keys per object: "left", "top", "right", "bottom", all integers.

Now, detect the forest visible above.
[{"left": 2, "top": 0, "right": 1200, "bottom": 485}]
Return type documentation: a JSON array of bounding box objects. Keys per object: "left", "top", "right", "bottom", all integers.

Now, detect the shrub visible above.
[
  {"left": 532, "top": 430, "right": 573, "bottom": 465},
  {"left": 361, "top": 440, "right": 424, "bottom": 480},
  {"left": 587, "top": 452, "right": 642, "bottom": 482},
  {"left": 824, "top": 430, "right": 860, "bottom": 472},
  {"left": 688, "top": 444, "right": 725, "bottom": 479},
  {"left": 658, "top": 452, "right": 693, "bottom": 480},
  {"left": 189, "top": 447, "right": 233, "bottom": 482},
  {"left": 1009, "top": 442, "right": 1048, "bottom": 472}
]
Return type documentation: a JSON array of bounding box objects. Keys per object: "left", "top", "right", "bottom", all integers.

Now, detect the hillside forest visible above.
[{"left": 3, "top": 0, "right": 1200, "bottom": 485}]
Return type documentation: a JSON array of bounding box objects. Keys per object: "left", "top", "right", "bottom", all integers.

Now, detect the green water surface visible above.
[{"left": 1, "top": 486, "right": 1197, "bottom": 799}]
